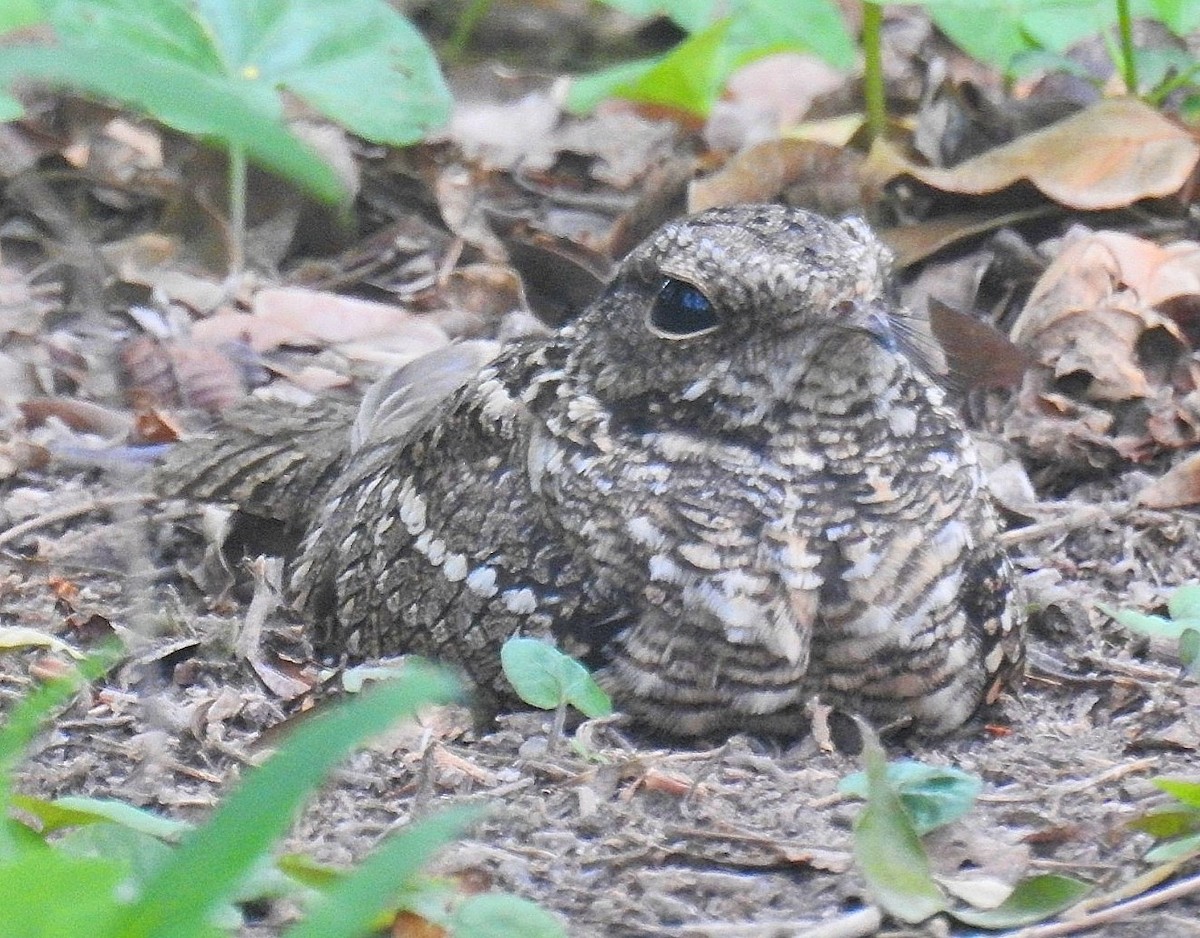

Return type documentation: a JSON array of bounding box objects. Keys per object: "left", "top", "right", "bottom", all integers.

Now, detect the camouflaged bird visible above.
[{"left": 160, "top": 205, "right": 1025, "bottom": 736}]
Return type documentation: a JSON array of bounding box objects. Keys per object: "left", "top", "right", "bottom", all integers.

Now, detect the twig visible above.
[
  {"left": 0, "top": 494, "right": 157, "bottom": 549},
  {"left": 998, "top": 504, "right": 1119, "bottom": 547},
  {"left": 994, "top": 871, "right": 1200, "bottom": 938}
]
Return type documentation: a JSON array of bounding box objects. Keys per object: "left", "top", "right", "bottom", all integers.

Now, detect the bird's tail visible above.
[{"left": 156, "top": 398, "right": 356, "bottom": 534}]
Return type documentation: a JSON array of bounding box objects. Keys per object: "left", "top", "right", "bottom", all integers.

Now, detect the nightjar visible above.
[{"left": 161, "top": 205, "right": 1025, "bottom": 736}]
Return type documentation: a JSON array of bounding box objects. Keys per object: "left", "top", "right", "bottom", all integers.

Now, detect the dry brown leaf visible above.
[
  {"left": 689, "top": 139, "right": 863, "bottom": 213},
  {"left": 879, "top": 207, "right": 1056, "bottom": 268},
  {"left": 721, "top": 52, "right": 847, "bottom": 134},
  {"left": 1011, "top": 231, "right": 1198, "bottom": 401},
  {"left": 1137, "top": 451, "right": 1200, "bottom": 508},
  {"left": 864, "top": 97, "right": 1200, "bottom": 210},
  {"left": 194, "top": 288, "right": 449, "bottom": 368},
  {"left": 121, "top": 334, "right": 254, "bottom": 413}
]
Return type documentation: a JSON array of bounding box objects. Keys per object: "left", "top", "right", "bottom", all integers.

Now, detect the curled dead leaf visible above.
[
  {"left": 1137, "top": 452, "right": 1200, "bottom": 508},
  {"left": 864, "top": 98, "right": 1200, "bottom": 211}
]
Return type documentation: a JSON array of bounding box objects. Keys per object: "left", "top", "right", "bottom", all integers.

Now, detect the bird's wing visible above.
[{"left": 292, "top": 343, "right": 596, "bottom": 695}]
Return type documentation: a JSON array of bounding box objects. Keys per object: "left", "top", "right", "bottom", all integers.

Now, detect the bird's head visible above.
[{"left": 564, "top": 204, "right": 913, "bottom": 430}]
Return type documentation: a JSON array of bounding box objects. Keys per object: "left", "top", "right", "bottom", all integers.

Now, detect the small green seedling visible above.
[
  {"left": 501, "top": 637, "right": 612, "bottom": 754},
  {"left": 839, "top": 758, "right": 982, "bottom": 836},
  {"left": 1100, "top": 583, "right": 1200, "bottom": 677},
  {"left": 0, "top": 0, "right": 451, "bottom": 272},
  {"left": 843, "top": 723, "right": 1090, "bottom": 928},
  {"left": 1130, "top": 777, "right": 1200, "bottom": 865}
]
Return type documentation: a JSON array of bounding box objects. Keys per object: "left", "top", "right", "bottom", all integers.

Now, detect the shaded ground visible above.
[{"left": 3, "top": 453, "right": 1200, "bottom": 935}]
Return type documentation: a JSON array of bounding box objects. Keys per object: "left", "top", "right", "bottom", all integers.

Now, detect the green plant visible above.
[
  {"left": 843, "top": 725, "right": 1090, "bottom": 927},
  {"left": 570, "top": 0, "right": 1200, "bottom": 139},
  {"left": 2, "top": 655, "right": 565, "bottom": 937},
  {"left": 1130, "top": 776, "right": 1200, "bottom": 864},
  {"left": 0, "top": 0, "right": 451, "bottom": 272},
  {"left": 1100, "top": 583, "right": 1200, "bottom": 677},
  {"left": 567, "top": 0, "right": 855, "bottom": 116},
  {"left": 501, "top": 637, "right": 612, "bottom": 753}
]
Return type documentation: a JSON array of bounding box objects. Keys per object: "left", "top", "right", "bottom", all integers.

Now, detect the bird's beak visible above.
[{"left": 835, "top": 299, "right": 897, "bottom": 352}]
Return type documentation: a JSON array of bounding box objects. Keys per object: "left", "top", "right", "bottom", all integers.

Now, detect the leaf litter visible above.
[{"left": 3, "top": 3, "right": 1200, "bottom": 935}]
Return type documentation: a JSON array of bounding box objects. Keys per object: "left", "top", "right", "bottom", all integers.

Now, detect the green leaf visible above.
[
  {"left": 610, "top": 17, "right": 736, "bottom": 115},
  {"left": 0, "top": 850, "right": 127, "bottom": 937},
  {"left": 840, "top": 760, "right": 982, "bottom": 835},
  {"left": 0, "top": 0, "right": 451, "bottom": 199},
  {"left": 191, "top": 0, "right": 451, "bottom": 145},
  {"left": 0, "top": 0, "right": 42, "bottom": 35},
  {"left": 1180, "top": 628, "right": 1200, "bottom": 672},
  {"left": 1149, "top": 0, "right": 1200, "bottom": 34},
  {"left": 109, "top": 663, "right": 460, "bottom": 938},
  {"left": 11, "top": 795, "right": 192, "bottom": 841},
  {"left": 851, "top": 728, "right": 945, "bottom": 923},
  {"left": 1097, "top": 602, "right": 1194, "bottom": 641},
  {"left": 951, "top": 874, "right": 1091, "bottom": 928},
  {"left": 565, "top": 55, "right": 665, "bottom": 114},
  {"left": 451, "top": 893, "right": 567, "bottom": 938},
  {"left": 1168, "top": 584, "right": 1200, "bottom": 622},
  {"left": 730, "top": 0, "right": 855, "bottom": 70},
  {"left": 1144, "top": 831, "right": 1200, "bottom": 863},
  {"left": 501, "top": 638, "right": 612, "bottom": 718},
  {"left": 284, "top": 807, "right": 480, "bottom": 938},
  {"left": 0, "top": 45, "right": 344, "bottom": 202},
  {"left": 1129, "top": 807, "right": 1200, "bottom": 839},
  {"left": 922, "top": 0, "right": 1110, "bottom": 72},
  {"left": 1154, "top": 778, "right": 1200, "bottom": 809}
]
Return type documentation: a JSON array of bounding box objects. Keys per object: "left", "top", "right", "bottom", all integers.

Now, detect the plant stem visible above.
[
  {"left": 1115, "top": 0, "right": 1137, "bottom": 94},
  {"left": 862, "top": 2, "right": 886, "bottom": 142},
  {"left": 548, "top": 698, "right": 568, "bottom": 756},
  {"left": 227, "top": 145, "right": 247, "bottom": 276},
  {"left": 448, "top": 0, "right": 493, "bottom": 61}
]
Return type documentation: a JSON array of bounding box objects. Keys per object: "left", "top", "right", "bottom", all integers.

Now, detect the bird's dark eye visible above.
[{"left": 648, "top": 278, "right": 719, "bottom": 339}]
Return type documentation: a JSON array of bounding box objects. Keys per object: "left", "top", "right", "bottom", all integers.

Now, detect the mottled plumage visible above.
[{"left": 162, "top": 205, "right": 1025, "bottom": 736}]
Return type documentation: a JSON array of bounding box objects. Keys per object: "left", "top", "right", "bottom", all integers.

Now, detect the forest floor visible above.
[{"left": 3, "top": 3, "right": 1200, "bottom": 935}]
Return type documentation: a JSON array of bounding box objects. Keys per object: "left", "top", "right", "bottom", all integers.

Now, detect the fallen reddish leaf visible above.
[{"left": 132, "top": 407, "right": 182, "bottom": 444}]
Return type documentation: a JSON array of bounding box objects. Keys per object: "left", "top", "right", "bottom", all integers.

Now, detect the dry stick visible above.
[
  {"left": 998, "top": 504, "right": 1122, "bottom": 548},
  {"left": 0, "top": 494, "right": 156, "bottom": 549},
  {"left": 995, "top": 871, "right": 1200, "bottom": 938}
]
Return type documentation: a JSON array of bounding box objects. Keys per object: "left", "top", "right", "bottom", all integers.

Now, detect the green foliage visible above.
[
  {"left": 501, "top": 637, "right": 612, "bottom": 719},
  {"left": 1100, "top": 583, "right": 1200, "bottom": 676},
  {"left": 0, "top": 656, "right": 563, "bottom": 937},
  {"left": 839, "top": 758, "right": 982, "bottom": 835},
  {"left": 851, "top": 731, "right": 944, "bottom": 924},
  {"left": 845, "top": 725, "right": 1090, "bottom": 927},
  {"left": 573, "top": 0, "right": 1200, "bottom": 125},
  {"left": 0, "top": 0, "right": 452, "bottom": 203},
  {"left": 450, "top": 893, "right": 567, "bottom": 938},
  {"left": 568, "top": 0, "right": 855, "bottom": 115},
  {"left": 1130, "top": 777, "right": 1200, "bottom": 863}
]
